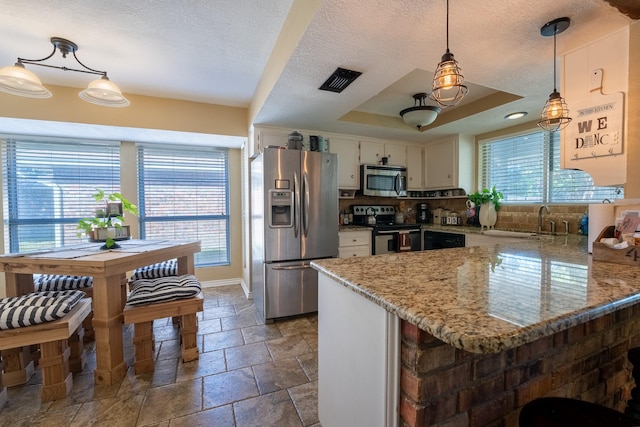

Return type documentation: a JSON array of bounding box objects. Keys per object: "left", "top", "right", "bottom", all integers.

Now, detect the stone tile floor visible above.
[{"left": 0, "top": 285, "right": 321, "bottom": 427}]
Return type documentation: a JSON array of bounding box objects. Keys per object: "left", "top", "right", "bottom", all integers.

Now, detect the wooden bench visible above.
[
  {"left": 123, "top": 294, "right": 203, "bottom": 374},
  {"left": 0, "top": 298, "right": 92, "bottom": 408}
]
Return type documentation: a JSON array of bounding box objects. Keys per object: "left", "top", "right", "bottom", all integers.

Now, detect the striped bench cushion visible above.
[
  {"left": 130, "top": 260, "right": 178, "bottom": 281},
  {"left": 34, "top": 274, "right": 93, "bottom": 292},
  {"left": 127, "top": 275, "right": 201, "bottom": 306},
  {"left": 0, "top": 290, "right": 86, "bottom": 330}
]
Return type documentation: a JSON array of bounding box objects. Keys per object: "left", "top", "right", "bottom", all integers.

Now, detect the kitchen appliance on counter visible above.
[
  {"left": 251, "top": 147, "right": 338, "bottom": 321},
  {"left": 352, "top": 205, "right": 421, "bottom": 254},
  {"left": 360, "top": 164, "right": 407, "bottom": 197},
  {"left": 417, "top": 203, "right": 430, "bottom": 223}
]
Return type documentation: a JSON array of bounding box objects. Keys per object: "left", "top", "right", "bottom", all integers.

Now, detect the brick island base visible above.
[{"left": 400, "top": 305, "right": 640, "bottom": 427}]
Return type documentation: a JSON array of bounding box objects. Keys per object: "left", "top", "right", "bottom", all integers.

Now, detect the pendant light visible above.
[
  {"left": 537, "top": 17, "right": 571, "bottom": 132},
  {"left": 430, "top": 0, "right": 468, "bottom": 108},
  {"left": 399, "top": 93, "right": 441, "bottom": 129},
  {"left": 0, "top": 37, "right": 129, "bottom": 107}
]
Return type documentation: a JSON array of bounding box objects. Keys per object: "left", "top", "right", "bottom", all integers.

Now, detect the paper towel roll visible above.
[{"left": 588, "top": 203, "right": 615, "bottom": 253}]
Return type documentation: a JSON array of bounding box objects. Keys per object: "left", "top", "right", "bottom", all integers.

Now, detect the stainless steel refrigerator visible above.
[{"left": 251, "top": 147, "right": 338, "bottom": 321}]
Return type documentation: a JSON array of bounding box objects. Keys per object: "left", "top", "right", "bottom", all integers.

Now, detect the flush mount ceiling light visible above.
[
  {"left": 430, "top": 0, "right": 468, "bottom": 108},
  {"left": 505, "top": 112, "right": 528, "bottom": 120},
  {"left": 537, "top": 17, "right": 571, "bottom": 132},
  {"left": 399, "top": 93, "right": 441, "bottom": 129},
  {"left": 0, "top": 37, "right": 129, "bottom": 107}
]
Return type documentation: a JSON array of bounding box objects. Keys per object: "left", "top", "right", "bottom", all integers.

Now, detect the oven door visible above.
[{"left": 373, "top": 229, "right": 421, "bottom": 254}]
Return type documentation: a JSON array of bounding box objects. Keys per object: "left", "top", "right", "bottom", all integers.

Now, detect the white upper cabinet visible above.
[
  {"left": 360, "top": 140, "right": 407, "bottom": 167},
  {"left": 250, "top": 126, "right": 289, "bottom": 157},
  {"left": 383, "top": 143, "right": 407, "bottom": 167},
  {"left": 330, "top": 137, "right": 360, "bottom": 189},
  {"left": 359, "top": 140, "right": 384, "bottom": 165},
  {"left": 424, "top": 134, "right": 474, "bottom": 192},
  {"left": 406, "top": 146, "right": 423, "bottom": 190}
]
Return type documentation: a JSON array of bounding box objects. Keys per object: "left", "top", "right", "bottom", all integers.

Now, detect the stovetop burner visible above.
[{"left": 351, "top": 204, "right": 420, "bottom": 231}]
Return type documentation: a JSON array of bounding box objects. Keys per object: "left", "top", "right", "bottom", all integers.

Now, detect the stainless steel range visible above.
[{"left": 352, "top": 205, "right": 421, "bottom": 254}]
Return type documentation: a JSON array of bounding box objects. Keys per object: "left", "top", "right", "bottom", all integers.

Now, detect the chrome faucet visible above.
[{"left": 538, "top": 205, "right": 550, "bottom": 234}]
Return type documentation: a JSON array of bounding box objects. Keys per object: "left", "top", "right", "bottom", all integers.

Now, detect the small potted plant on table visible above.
[{"left": 77, "top": 189, "right": 138, "bottom": 249}]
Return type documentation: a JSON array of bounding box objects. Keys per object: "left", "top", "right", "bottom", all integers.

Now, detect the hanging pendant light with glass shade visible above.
[
  {"left": 400, "top": 93, "right": 441, "bottom": 129},
  {"left": 0, "top": 37, "right": 129, "bottom": 107},
  {"left": 537, "top": 17, "right": 571, "bottom": 132},
  {"left": 430, "top": 0, "right": 468, "bottom": 108}
]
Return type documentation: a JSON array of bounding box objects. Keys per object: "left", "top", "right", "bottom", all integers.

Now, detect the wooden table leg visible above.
[
  {"left": 2, "top": 273, "right": 37, "bottom": 386},
  {"left": 0, "top": 357, "right": 7, "bottom": 410},
  {"left": 177, "top": 254, "right": 195, "bottom": 275},
  {"left": 39, "top": 339, "right": 73, "bottom": 402},
  {"left": 91, "top": 274, "right": 127, "bottom": 385}
]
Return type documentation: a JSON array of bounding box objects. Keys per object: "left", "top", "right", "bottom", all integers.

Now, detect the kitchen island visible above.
[{"left": 311, "top": 235, "right": 640, "bottom": 426}]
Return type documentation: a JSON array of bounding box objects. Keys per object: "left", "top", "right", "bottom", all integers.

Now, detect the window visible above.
[
  {"left": 478, "top": 130, "right": 622, "bottom": 203},
  {"left": 137, "top": 144, "right": 230, "bottom": 266},
  {"left": 2, "top": 138, "right": 120, "bottom": 253}
]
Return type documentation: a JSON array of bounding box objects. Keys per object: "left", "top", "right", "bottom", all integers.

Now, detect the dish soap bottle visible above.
[{"left": 579, "top": 211, "right": 589, "bottom": 236}]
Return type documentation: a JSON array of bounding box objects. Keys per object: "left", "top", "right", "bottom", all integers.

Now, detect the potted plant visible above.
[
  {"left": 467, "top": 186, "right": 503, "bottom": 229},
  {"left": 77, "top": 189, "right": 138, "bottom": 249},
  {"left": 467, "top": 186, "right": 504, "bottom": 211}
]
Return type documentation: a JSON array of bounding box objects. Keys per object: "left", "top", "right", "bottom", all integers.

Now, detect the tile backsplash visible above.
[{"left": 339, "top": 196, "right": 588, "bottom": 234}]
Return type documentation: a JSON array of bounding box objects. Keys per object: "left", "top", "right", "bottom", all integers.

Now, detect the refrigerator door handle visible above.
[
  {"left": 294, "top": 171, "right": 300, "bottom": 238},
  {"left": 271, "top": 264, "right": 313, "bottom": 271},
  {"left": 302, "top": 172, "right": 310, "bottom": 237}
]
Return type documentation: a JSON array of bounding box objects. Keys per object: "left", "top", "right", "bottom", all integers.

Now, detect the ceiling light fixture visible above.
[
  {"left": 0, "top": 37, "right": 129, "bottom": 107},
  {"left": 537, "top": 17, "right": 571, "bottom": 132},
  {"left": 399, "top": 93, "right": 441, "bottom": 129},
  {"left": 430, "top": 0, "right": 468, "bottom": 108},
  {"left": 505, "top": 112, "right": 528, "bottom": 120}
]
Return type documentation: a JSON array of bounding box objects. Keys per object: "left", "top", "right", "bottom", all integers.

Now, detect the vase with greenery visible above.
[
  {"left": 467, "top": 186, "right": 504, "bottom": 229},
  {"left": 467, "top": 186, "right": 504, "bottom": 211},
  {"left": 77, "top": 189, "right": 138, "bottom": 249}
]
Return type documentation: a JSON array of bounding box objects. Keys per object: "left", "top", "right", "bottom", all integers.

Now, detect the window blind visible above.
[
  {"left": 2, "top": 138, "right": 120, "bottom": 253},
  {"left": 137, "top": 144, "right": 230, "bottom": 266},
  {"left": 478, "top": 130, "right": 622, "bottom": 203}
]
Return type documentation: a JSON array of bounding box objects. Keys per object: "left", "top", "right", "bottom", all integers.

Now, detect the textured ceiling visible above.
[{"left": 0, "top": 0, "right": 634, "bottom": 146}]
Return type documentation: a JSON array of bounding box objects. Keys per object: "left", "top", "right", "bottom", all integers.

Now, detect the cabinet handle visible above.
[
  {"left": 351, "top": 174, "right": 354, "bottom": 179},
  {"left": 352, "top": 239, "right": 357, "bottom": 242}
]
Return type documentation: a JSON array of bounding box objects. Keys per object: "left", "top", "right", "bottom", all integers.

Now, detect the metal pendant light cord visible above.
[
  {"left": 552, "top": 27, "right": 558, "bottom": 92},
  {"left": 446, "top": 0, "right": 450, "bottom": 54}
]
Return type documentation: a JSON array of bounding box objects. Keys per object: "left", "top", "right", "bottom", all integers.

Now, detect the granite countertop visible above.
[
  {"left": 312, "top": 235, "right": 640, "bottom": 354},
  {"left": 339, "top": 225, "right": 373, "bottom": 232}
]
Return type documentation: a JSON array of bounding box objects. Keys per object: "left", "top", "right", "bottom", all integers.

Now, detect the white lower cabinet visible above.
[
  {"left": 338, "top": 230, "right": 371, "bottom": 258},
  {"left": 318, "top": 273, "right": 400, "bottom": 427}
]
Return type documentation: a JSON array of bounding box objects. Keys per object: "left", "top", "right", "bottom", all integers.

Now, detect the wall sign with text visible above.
[{"left": 565, "top": 69, "right": 625, "bottom": 161}]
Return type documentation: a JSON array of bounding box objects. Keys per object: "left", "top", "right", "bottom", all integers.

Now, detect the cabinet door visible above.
[
  {"left": 330, "top": 138, "right": 360, "bottom": 189},
  {"left": 406, "top": 146, "right": 423, "bottom": 190},
  {"left": 424, "top": 139, "right": 455, "bottom": 189},
  {"left": 258, "top": 129, "right": 289, "bottom": 152},
  {"left": 360, "top": 140, "right": 384, "bottom": 165},
  {"left": 384, "top": 143, "right": 407, "bottom": 167}
]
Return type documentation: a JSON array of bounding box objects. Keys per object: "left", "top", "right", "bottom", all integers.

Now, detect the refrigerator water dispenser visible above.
[{"left": 269, "top": 190, "right": 293, "bottom": 227}]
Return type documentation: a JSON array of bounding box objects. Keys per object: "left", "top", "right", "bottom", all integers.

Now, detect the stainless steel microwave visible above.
[{"left": 360, "top": 164, "right": 407, "bottom": 197}]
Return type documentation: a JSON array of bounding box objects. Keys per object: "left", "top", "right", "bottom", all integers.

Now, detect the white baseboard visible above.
[{"left": 200, "top": 278, "right": 253, "bottom": 300}]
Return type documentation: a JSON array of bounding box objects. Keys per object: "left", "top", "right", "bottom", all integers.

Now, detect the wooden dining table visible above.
[{"left": 0, "top": 239, "right": 201, "bottom": 386}]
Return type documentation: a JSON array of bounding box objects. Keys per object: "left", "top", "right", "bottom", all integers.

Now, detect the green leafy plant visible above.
[
  {"left": 77, "top": 189, "right": 138, "bottom": 248},
  {"left": 467, "top": 186, "right": 504, "bottom": 211}
]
